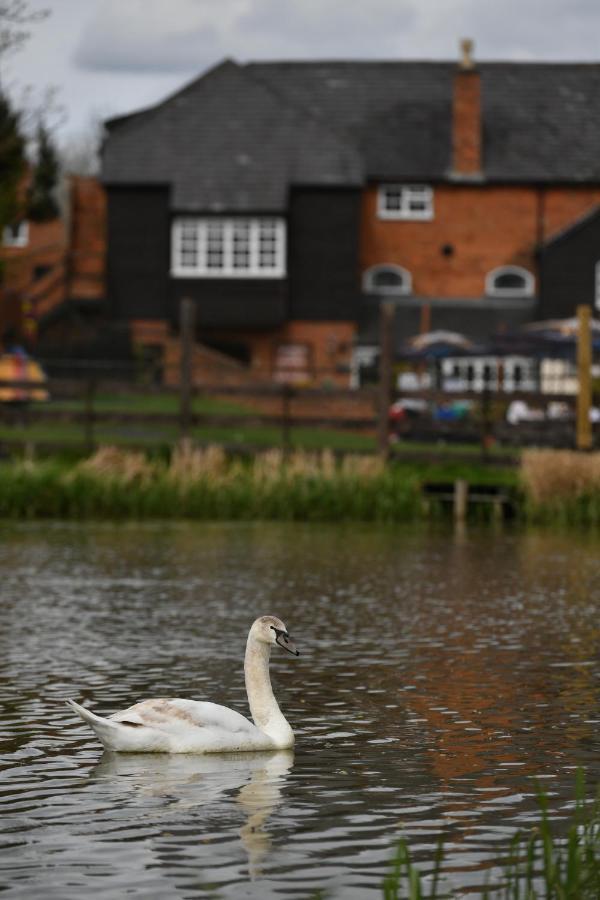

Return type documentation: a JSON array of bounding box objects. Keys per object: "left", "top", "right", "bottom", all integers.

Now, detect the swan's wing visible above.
[
  {"left": 110, "top": 698, "right": 254, "bottom": 731},
  {"left": 109, "top": 698, "right": 270, "bottom": 752}
]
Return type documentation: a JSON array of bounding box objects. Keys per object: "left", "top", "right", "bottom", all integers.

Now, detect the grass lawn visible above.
[
  {"left": 48, "top": 392, "right": 256, "bottom": 416},
  {"left": 0, "top": 393, "right": 522, "bottom": 475},
  {"left": 0, "top": 419, "right": 376, "bottom": 453}
]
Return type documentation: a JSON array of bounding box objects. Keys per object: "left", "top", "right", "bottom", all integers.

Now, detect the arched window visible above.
[
  {"left": 363, "top": 264, "right": 412, "bottom": 296},
  {"left": 486, "top": 266, "right": 535, "bottom": 297}
]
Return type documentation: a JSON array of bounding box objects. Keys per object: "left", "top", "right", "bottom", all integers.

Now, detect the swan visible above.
[{"left": 66, "top": 615, "right": 299, "bottom": 753}]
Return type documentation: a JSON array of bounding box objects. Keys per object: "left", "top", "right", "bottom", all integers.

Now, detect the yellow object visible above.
[{"left": 0, "top": 353, "right": 49, "bottom": 402}]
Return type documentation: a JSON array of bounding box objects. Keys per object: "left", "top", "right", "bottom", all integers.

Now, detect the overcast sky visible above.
[{"left": 3, "top": 0, "right": 600, "bottom": 146}]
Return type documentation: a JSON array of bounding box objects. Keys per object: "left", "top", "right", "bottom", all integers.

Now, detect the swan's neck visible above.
[{"left": 244, "top": 636, "right": 294, "bottom": 748}]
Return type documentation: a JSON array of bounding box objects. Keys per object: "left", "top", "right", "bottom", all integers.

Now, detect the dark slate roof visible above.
[
  {"left": 250, "top": 61, "right": 600, "bottom": 183},
  {"left": 541, "top": 204, "right": 600, "bottom": 247},
  {"left": 103, "top": 59, "right": 600, "bottom": 209}
]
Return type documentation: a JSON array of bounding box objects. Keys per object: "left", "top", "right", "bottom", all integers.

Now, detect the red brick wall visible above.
[
  {"left": 68, "top": 176, "right": 106, "bottom": 300},
  {"left": 361, "top": 184, "right": 600, "bottom": 299},
  {"left": 191, "top": 321, "right": 356, "bottom": 385},
  {"left": 0, "top": 217, "right": 66, "bottom": 342}
]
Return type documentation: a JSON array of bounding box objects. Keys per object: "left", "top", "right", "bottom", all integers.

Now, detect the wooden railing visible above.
[{"left": 0, "top": 361, "right": 596, "bottom": 460}]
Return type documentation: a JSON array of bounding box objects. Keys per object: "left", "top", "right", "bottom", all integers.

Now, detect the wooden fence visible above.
[{"left": 0, "top": 361, "right": 597, "bottom": 460}]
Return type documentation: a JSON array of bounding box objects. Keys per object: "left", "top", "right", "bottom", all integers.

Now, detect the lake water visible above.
[{"left": 1, "top": 521, "right": 600, "bottom": 898}]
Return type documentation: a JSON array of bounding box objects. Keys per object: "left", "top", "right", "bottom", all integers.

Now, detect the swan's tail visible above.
[{"left": 66, "top": 699, "right": 121, "bottom": 750}]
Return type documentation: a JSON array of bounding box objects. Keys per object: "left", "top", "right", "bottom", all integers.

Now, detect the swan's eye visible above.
[{"left": 270, "top": 625, "right": 289, "bottom": 641}]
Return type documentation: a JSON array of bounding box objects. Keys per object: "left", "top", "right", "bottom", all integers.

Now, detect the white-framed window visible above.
[
  {"left": 2, "top": 220, "right": 29, "bottom": 248},
  {"left": 171, "top": 217, "right": 286, "bottom": 278},
  {"left": 363, "top": 264, "right": 412, "bottom": 295},
  {"left": 377, "top": 184, "right": 434, "bottom": 220},
  {"left": 485, "top": 266, "right": 535, "bottom": 297},
  {"left": 441, "top": 355, "right": 537, "bottom": 393},
  {"left": 595, "top": 261, "right": 600, "bottom": 310}
]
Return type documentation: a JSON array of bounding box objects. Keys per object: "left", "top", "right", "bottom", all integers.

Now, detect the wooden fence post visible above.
[
  {"left": 84, "top": 376, "right": 96, "bottom": 453},
  {"left": 377, "top": 300, "right": 395, "bottom": 458},
  {"left": 576, "top": 304, "right": 592, "bottom": 451},
  {"left": 454, "top": 479, "right": 468, "bottom": 522},
  {"left": 179, "top": 297, "right": 195, "bottom": 443},
  {"left": 281, "top": 383, "right": 292, "bottom": 457}
]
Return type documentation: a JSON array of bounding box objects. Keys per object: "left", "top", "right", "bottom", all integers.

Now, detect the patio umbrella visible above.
[
  {"left": 518, "top": 317, "right": 600, "bottom": 357},
  {"left": 521, "top": 317, "right": 600, "bottom": 337},
  {"left": 399, "top": 330, "right": 486, "bottom": 360}
]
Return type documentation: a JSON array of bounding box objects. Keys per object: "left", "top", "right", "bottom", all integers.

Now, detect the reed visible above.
[
  {"left": 0, "top": 445, "right": 420, "bottom": 521},
  {"left": 520, "top": 449, "right": 600, "bottom": 525},
  {"left": 382, "top": 771, "right": 600, "bottom": 899}
]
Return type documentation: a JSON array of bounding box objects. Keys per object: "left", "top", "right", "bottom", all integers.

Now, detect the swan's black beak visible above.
[{"left": 272, "top": 627, "right": 300, "bottom": 656}]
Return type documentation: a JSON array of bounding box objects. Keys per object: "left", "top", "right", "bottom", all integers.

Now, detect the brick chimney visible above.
[{"left": 452, "top": 38, "right": 482, "bottom": 177}]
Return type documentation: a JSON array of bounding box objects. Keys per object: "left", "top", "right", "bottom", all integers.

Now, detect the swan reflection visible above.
[{"left": 91, "top": 749, "right": 294, "bottom": 876}]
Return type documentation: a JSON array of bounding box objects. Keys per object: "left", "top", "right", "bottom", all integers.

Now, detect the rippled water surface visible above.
[{"left": 1, "top": 521, "right": 600, "bottom": 898}]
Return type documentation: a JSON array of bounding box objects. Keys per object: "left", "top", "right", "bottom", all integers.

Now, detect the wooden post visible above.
[
  {"left": 281, "top": 383, "right": 292, "bottom": 457},
  {"left": 453, "top": 478, "right": 468, "bottom": 522},
  {"left": 377, "top": 300, "right": 395, "bottom": 458},
  {"left": 179, "top": 297, "right": 195, "bottom": 443},
  {"left": 84, "top": 376, "right": 96, "bottom": 453},
  {"left": 576, "top": 304, "right": 592, "bottom": 451},
  {"left": 481, "top": 387, "right": 492, "bottom": 458}
]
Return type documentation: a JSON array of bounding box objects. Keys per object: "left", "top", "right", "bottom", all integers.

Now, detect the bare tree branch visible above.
[{"left": 0, "top": 1, "right": 49, "bottom": 58}]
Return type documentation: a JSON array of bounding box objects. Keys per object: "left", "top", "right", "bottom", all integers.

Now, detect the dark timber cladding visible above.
[
  {"left": 288, "top": 187, "right": 361, "bottom": 320},
  {"left": 167, "top": 278, "right": 287, "bottom": 329},
  {"left": 106, "top": 186, "right": 170, "bottom": 319},
  {"left": 539, "top": 207, "right": 600, "bottom": 319}
]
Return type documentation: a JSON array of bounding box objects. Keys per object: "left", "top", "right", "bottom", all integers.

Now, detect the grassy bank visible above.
[
  {"left": 0, "top": 446, "right": 423, "bottom": 521},
  {"left": 1, "top": 445, "right": 600, "bottom": 523}
]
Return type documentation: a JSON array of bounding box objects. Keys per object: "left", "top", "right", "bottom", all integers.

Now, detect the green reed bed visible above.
[
  {"left": 5, "top": 445, "right": 600, "bottom": 524},
  {"left": 383, "top": 771, "right": 600, "bottom": 899},
  {"left": 0, "top": 445, "right": 421, "bottom": 521}
]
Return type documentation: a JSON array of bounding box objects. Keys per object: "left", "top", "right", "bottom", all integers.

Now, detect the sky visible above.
[{"left": 3, "top": 0, "right": 600, "bottom": 147}]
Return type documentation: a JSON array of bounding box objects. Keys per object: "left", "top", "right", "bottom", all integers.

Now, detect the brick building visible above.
[
  {"left": 0, "top": 176, "right": 106, "bottom": 356},
  {"left": 11, "top": 43, "right": 600, "bottom": 383}
]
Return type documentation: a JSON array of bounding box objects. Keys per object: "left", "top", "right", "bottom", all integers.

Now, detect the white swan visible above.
[{"left": 66, "top": 616, "right": 299, "bottom": 753}]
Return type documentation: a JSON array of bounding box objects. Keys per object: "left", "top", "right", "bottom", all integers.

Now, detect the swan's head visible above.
[{"left": 251, "top": 615, "right": 299, "bottom": 656}]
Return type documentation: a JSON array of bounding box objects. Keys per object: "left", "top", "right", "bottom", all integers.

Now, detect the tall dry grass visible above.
[
  {"left": 75, "top": 446, "right": 156, "bottom": 484},
  {"left": 521, "top": 449, "right": 600, "bottom": 503}
]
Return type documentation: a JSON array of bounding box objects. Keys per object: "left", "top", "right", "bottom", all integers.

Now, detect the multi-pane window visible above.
[
  {"left": 206, "top": 222, "right": 225, "bottom": 271},
  {"left": 377, "top": 185, "right": 434, "bottom": 220},
  {"left": 172, "top": 218, "right": 286, "bottom": 277}
]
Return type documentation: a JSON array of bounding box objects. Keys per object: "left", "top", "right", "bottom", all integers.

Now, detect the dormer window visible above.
[
  {"left": 2, "top": 221, "right": 29, "bottom": 248},
  {"left": 377, "top": 184, "right": 434, "bottom": 221},
  {"left": 486, "top": 266, "right": 535, "bottom": 297},
  {"left": 363, "top": 264, "right": 412, "bottom": 295}
]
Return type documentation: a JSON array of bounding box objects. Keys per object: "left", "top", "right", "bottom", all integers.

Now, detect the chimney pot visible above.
[{"left": 459, "top": 38, "right": 475, "bottom": 70}]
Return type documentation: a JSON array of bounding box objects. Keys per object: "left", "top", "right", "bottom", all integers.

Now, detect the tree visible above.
[
  {"left": 0, "top": 1, "right": 48, "bottom": 59},
  {"left": 0, "top": 1, "right": 48, "bottom": 232},
  {"left": 28, "top": 122, "right": 58, "bottom": 220},
  {"left": 0, "top": 88, "right": 25, "bottom": 230}
]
